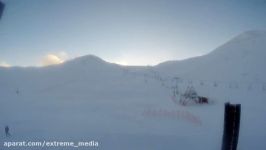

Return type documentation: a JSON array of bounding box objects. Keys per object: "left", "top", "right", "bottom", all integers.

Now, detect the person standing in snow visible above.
[
  {"left": 16, "top": 88, "right": 19, "bottom": 95},
  {"left": 5, "top": 126, "right": 10, "bottom": 137}
]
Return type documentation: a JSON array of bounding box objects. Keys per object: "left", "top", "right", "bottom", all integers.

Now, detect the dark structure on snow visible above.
[
  {"left": 179, "top": 86, "right": 209, "bottom": 105},
  {"left": 222, "top": 103, "right": 241, "bottom": 150},
  {"left": 5, "top": 126, "right": 10, "bottom": 137},
  {"left": 0, "top": 1, "right": 4, "bottom": 20}
]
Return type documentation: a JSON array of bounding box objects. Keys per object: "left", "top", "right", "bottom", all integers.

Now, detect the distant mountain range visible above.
[{"left": 1, "top": 30, "right": 266, "bottom": 92}]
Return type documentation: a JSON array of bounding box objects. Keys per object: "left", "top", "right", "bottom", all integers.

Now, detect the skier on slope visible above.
[{"left": 5, "top": 126, "right": 11, "bottom": 137}]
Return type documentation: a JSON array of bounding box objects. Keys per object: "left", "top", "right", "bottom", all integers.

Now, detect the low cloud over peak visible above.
[{"left": 41, "top": 54, "right": 64, "bottom": 66}]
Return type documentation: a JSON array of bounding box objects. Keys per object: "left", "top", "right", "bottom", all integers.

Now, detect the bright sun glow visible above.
[
  {"left": 114, "top": 61, "right": 128, "bottom": 66},
  {"left": 0, "top": 61, "right": 11, "bottom": 67}
]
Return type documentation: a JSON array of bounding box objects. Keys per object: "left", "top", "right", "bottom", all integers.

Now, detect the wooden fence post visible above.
[{"left": 222, "top": 102, "right": 241, "bottom": 150}]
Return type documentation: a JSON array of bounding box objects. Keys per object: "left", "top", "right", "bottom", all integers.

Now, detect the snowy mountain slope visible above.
[
  {"left": 155, "top": 30, "right": 266, "bottom": 84},
  {"left": 0, "top": 31, "right": 266, "bottom": 150},
  {"left": 0, "top": 55, "right": 122, "bottom": 94}
]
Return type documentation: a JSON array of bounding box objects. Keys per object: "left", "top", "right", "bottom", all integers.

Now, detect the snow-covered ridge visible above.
[
  {"left": 1, "top": 30, "right": 266, "bottom": 89},
  {"left": 155, "top": 30, "right": 266, "bottom": 83},
  {"left": 62, "top": 54, "right": 107, "bottom": 66},
  {"left": 1, "top": 30, "right": 266, "bottom": 86}
]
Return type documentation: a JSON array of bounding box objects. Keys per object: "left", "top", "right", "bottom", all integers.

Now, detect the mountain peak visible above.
[
  {"left": 240, "top": 30, "right": 266, "bottom": 36},
  {"left": 64, "top": 54, "right": 107, "bottom": 66},
  {"left": 207, "top": 30, "right": 266, "bottom": 57},
  {"left": 75, "top": 54, "right": 104, "bottom": 61},
  {"left": 155, "top": 30, "right": 266, "bottom": 82},
  {"left": 231, "top": 30, "right": 266, "bottom": 42}
]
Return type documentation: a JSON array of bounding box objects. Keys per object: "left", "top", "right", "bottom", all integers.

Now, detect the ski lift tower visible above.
[
  {"left": 172, "top": 77, "right": 180, "bottom": 96},
  {"left": 179, "top": 86, "right": 198, "bottom": 105}
]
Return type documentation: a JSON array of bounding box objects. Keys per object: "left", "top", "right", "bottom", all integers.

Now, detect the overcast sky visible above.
[{"left": 0, "top": 0, "right": 266, "bottom": 66}]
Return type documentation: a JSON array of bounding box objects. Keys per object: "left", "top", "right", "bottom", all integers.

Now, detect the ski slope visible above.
[{"left": 0, "top": 30, "right": 266, "bottom": 150}]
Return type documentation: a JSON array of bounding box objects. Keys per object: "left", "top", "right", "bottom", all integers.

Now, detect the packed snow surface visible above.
[{"left": 1, "top": 31, "right": 266, "bottom": 150}]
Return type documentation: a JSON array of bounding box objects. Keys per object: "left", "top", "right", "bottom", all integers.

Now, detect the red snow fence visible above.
[{"left": 142, "top": 109, "right": 202, "bottom": 126}]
